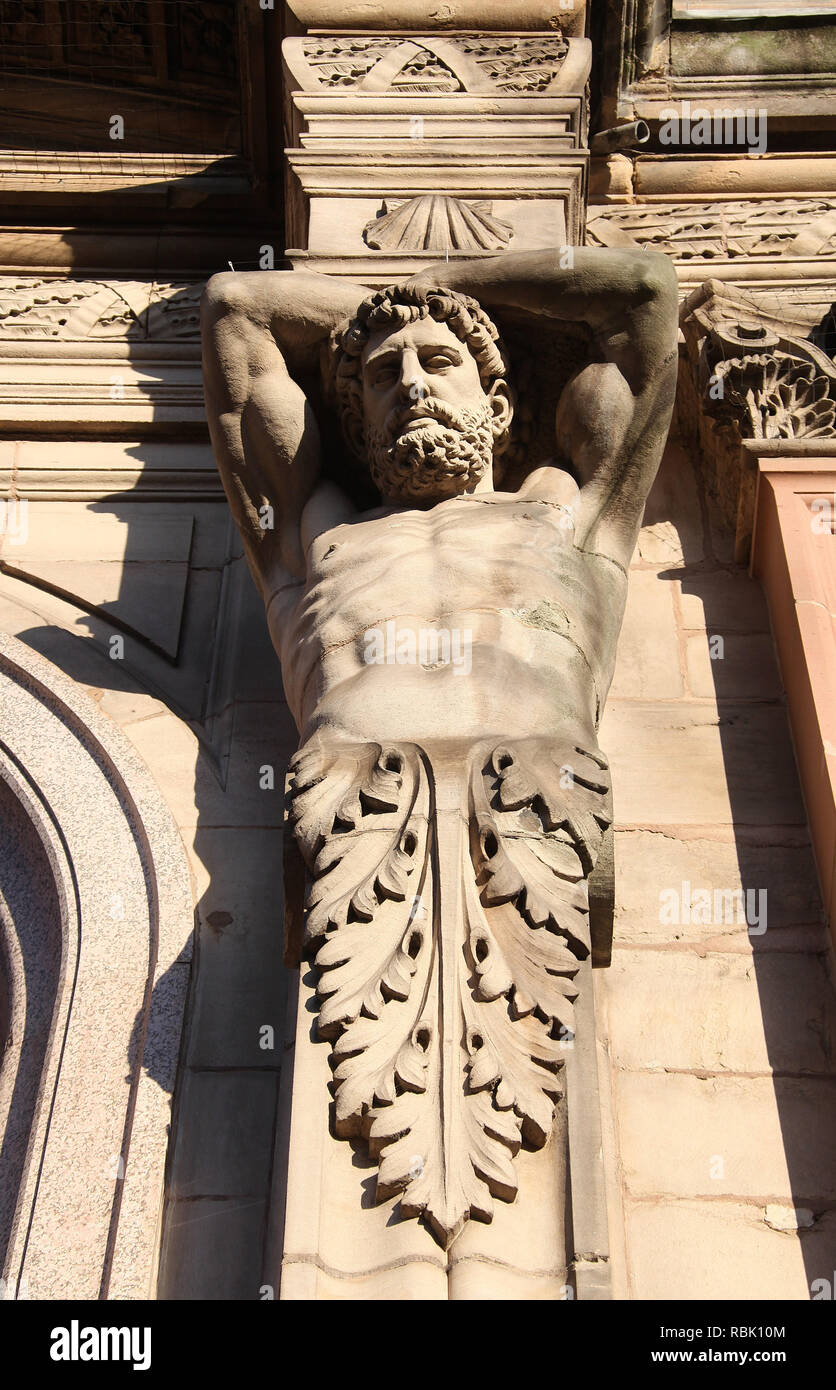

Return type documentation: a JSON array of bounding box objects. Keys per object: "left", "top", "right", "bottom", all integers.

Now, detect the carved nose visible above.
[
  {"left": 397, "top": 370, "right": 418, "bottom": 402},
  {"left": 397, "top": 350, "right": 425, "bottom": 401}
]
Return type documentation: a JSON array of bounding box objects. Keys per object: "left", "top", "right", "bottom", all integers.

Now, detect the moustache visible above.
[{"left": 384, "top": 398, "right": 473, "bottom": 440}]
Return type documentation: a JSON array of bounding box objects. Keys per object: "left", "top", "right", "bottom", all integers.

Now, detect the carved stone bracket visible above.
[
  {"left": 678, "top": 279, "right": 836, "bottom": 559},
  {"left": 284, "top": 735, "right": 611, "bottom": 1249}
]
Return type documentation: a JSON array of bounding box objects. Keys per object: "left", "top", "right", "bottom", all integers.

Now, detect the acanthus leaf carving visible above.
[
  {"left": 708, "top": 351, "right": 836, "bottom": 440},
  {"left": 287, "top": 736, "right": 611, "bottom": 1247},
  {"left": 681, "top": 280, "right": 836, "bottom": 442},
  {"left": 288, "top": 740, "right": 429, "bottom": 1041}
]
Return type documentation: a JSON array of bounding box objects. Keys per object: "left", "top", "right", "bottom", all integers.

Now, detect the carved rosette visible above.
[
  {"left": 707, "top": 351, "right": 836, "bottom": 439},
  {"left": 287, "top": 736, "right": 611, "bottom": 1247}
]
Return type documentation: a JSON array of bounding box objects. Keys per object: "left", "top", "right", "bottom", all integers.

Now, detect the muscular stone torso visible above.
[{"left": 269, "top": 484, "right": 628, "bottom": 747}]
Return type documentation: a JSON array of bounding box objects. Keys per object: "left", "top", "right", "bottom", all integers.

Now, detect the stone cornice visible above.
[{"left": 287, "top": 2, "right": 587, "bottom": 30}]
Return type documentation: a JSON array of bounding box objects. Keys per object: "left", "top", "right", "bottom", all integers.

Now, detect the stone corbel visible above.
[{"left": 678, "top": 279, "right": 836, "bottom": 561}]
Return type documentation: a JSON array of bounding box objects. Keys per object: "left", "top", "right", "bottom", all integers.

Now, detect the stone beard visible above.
[
  {"left": 364, "top": 396, "right": 495, "bottom": 503},
  {"left": 330, "top": 282, "right": 510, "bottom": 506}
]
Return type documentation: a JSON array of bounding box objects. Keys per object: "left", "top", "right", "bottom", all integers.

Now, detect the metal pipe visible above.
[{"left": 590, "top": 121, "right": 652, "bottom": 155}]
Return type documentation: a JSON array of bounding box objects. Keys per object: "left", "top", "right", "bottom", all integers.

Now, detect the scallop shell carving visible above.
[{"left": 363, "top": 196, "right": 513, "bottom": 253}]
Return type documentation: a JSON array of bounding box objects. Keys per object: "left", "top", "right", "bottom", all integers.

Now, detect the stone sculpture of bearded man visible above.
[{"left": 202, "top": 248, "right": 678, "bottom": 1247}]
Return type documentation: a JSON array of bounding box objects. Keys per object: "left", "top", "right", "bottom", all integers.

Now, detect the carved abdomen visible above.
[{"left": 276, "top": 493, "right": 627, "bottom": 741}]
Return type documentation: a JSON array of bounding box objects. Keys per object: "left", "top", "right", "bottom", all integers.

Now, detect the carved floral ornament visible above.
[
  {"left": 283, "top": 33, "right": 590, "bottom": 97},
  {"left": 287, "top": 736, "right": 611, "bottom": 1246},
  {"left": 586, "top": 200, "right": 836, "bottom": 262},
  {"left": 0, "top": 278, "right": 202, "bottom": 341},
  {"left": 681, "top": 281, "right": 836, "bottom": 441}
]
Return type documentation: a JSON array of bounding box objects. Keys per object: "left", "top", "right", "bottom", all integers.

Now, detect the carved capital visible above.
[
  {"left": 681, "top": 280, "right": 836, "bottom": 443},
  {"left": 677, "top": 280, "right": 836, "bottom": 562},
  {"left": 282, "top": 32, "right": 591, "bottom": 261}
]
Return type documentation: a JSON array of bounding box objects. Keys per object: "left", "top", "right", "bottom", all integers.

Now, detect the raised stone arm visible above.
[
  {"left": 201, "top": 269, "right": 368, "bottom": 598},
  {"left": 407, "top": 247, "right": 680, "bottom": 569}
]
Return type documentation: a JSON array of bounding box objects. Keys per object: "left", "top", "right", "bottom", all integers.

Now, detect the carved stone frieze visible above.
[
  {"left": 293, "top": 33, "right": 571, "bottom": 95},
  {"left": 587, "top": 200, "right": 836, "bottom": 261},
  {"left": 0, "top": 278, "right": 203, "bottom": 341},
  {"left": 287, "top": 736, "right": 611, "bottom": 1247},
  {"left": 301, "top": 37, "right": 461, "bottom": 92},
  {"left": 363, "top": 197, "right": 514, "bottom": 253},
  {"left": 448, "top": 34, "right": 571, "bottom": 93},
  {"left": 1, "top": 0, "right": 237, "bottom": 86}
]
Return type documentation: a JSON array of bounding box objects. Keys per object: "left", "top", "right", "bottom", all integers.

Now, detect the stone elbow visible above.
[
  {"left": 638, "top": 251, "right": 679, "bottom": 307},
  {"left": 201, "top": 271, "right": 250, "bottom": 322}
]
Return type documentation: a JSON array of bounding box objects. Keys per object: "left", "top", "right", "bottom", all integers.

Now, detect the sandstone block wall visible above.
[{"left": 599, "top": 437, "right": 836, "bottom": 1300}]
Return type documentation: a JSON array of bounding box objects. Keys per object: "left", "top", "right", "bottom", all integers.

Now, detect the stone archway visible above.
[{"left": 0, "top": 634, "right": 193, "bottom": 1300}]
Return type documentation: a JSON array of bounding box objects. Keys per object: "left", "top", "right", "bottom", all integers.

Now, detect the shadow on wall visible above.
[
  {"left": 660, "top": 444, "right": 836, "bottom": 1300},
  {"left": 8, "top": 540, "right": 295, "bottom": 1299},
  {"left": 0, "top": 277, "right": 296, "bottom": 1300}
]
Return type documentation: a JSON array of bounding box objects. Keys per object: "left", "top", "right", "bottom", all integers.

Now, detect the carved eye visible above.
[
  {"left": 372, "top": 366, "right": 397, "bottom": 388},
  {"left": 424, "top": 354, "right": 453, "bottom": 371}
]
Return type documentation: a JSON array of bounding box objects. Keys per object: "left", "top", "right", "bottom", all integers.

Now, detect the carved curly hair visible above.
[{"left": 328, "top": 283, "right": 513, "bottom": 465}]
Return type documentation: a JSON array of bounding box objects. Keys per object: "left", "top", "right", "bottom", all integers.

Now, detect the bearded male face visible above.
[{"left": 360, "top": 313, "right": 512, "bottom": 506}]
